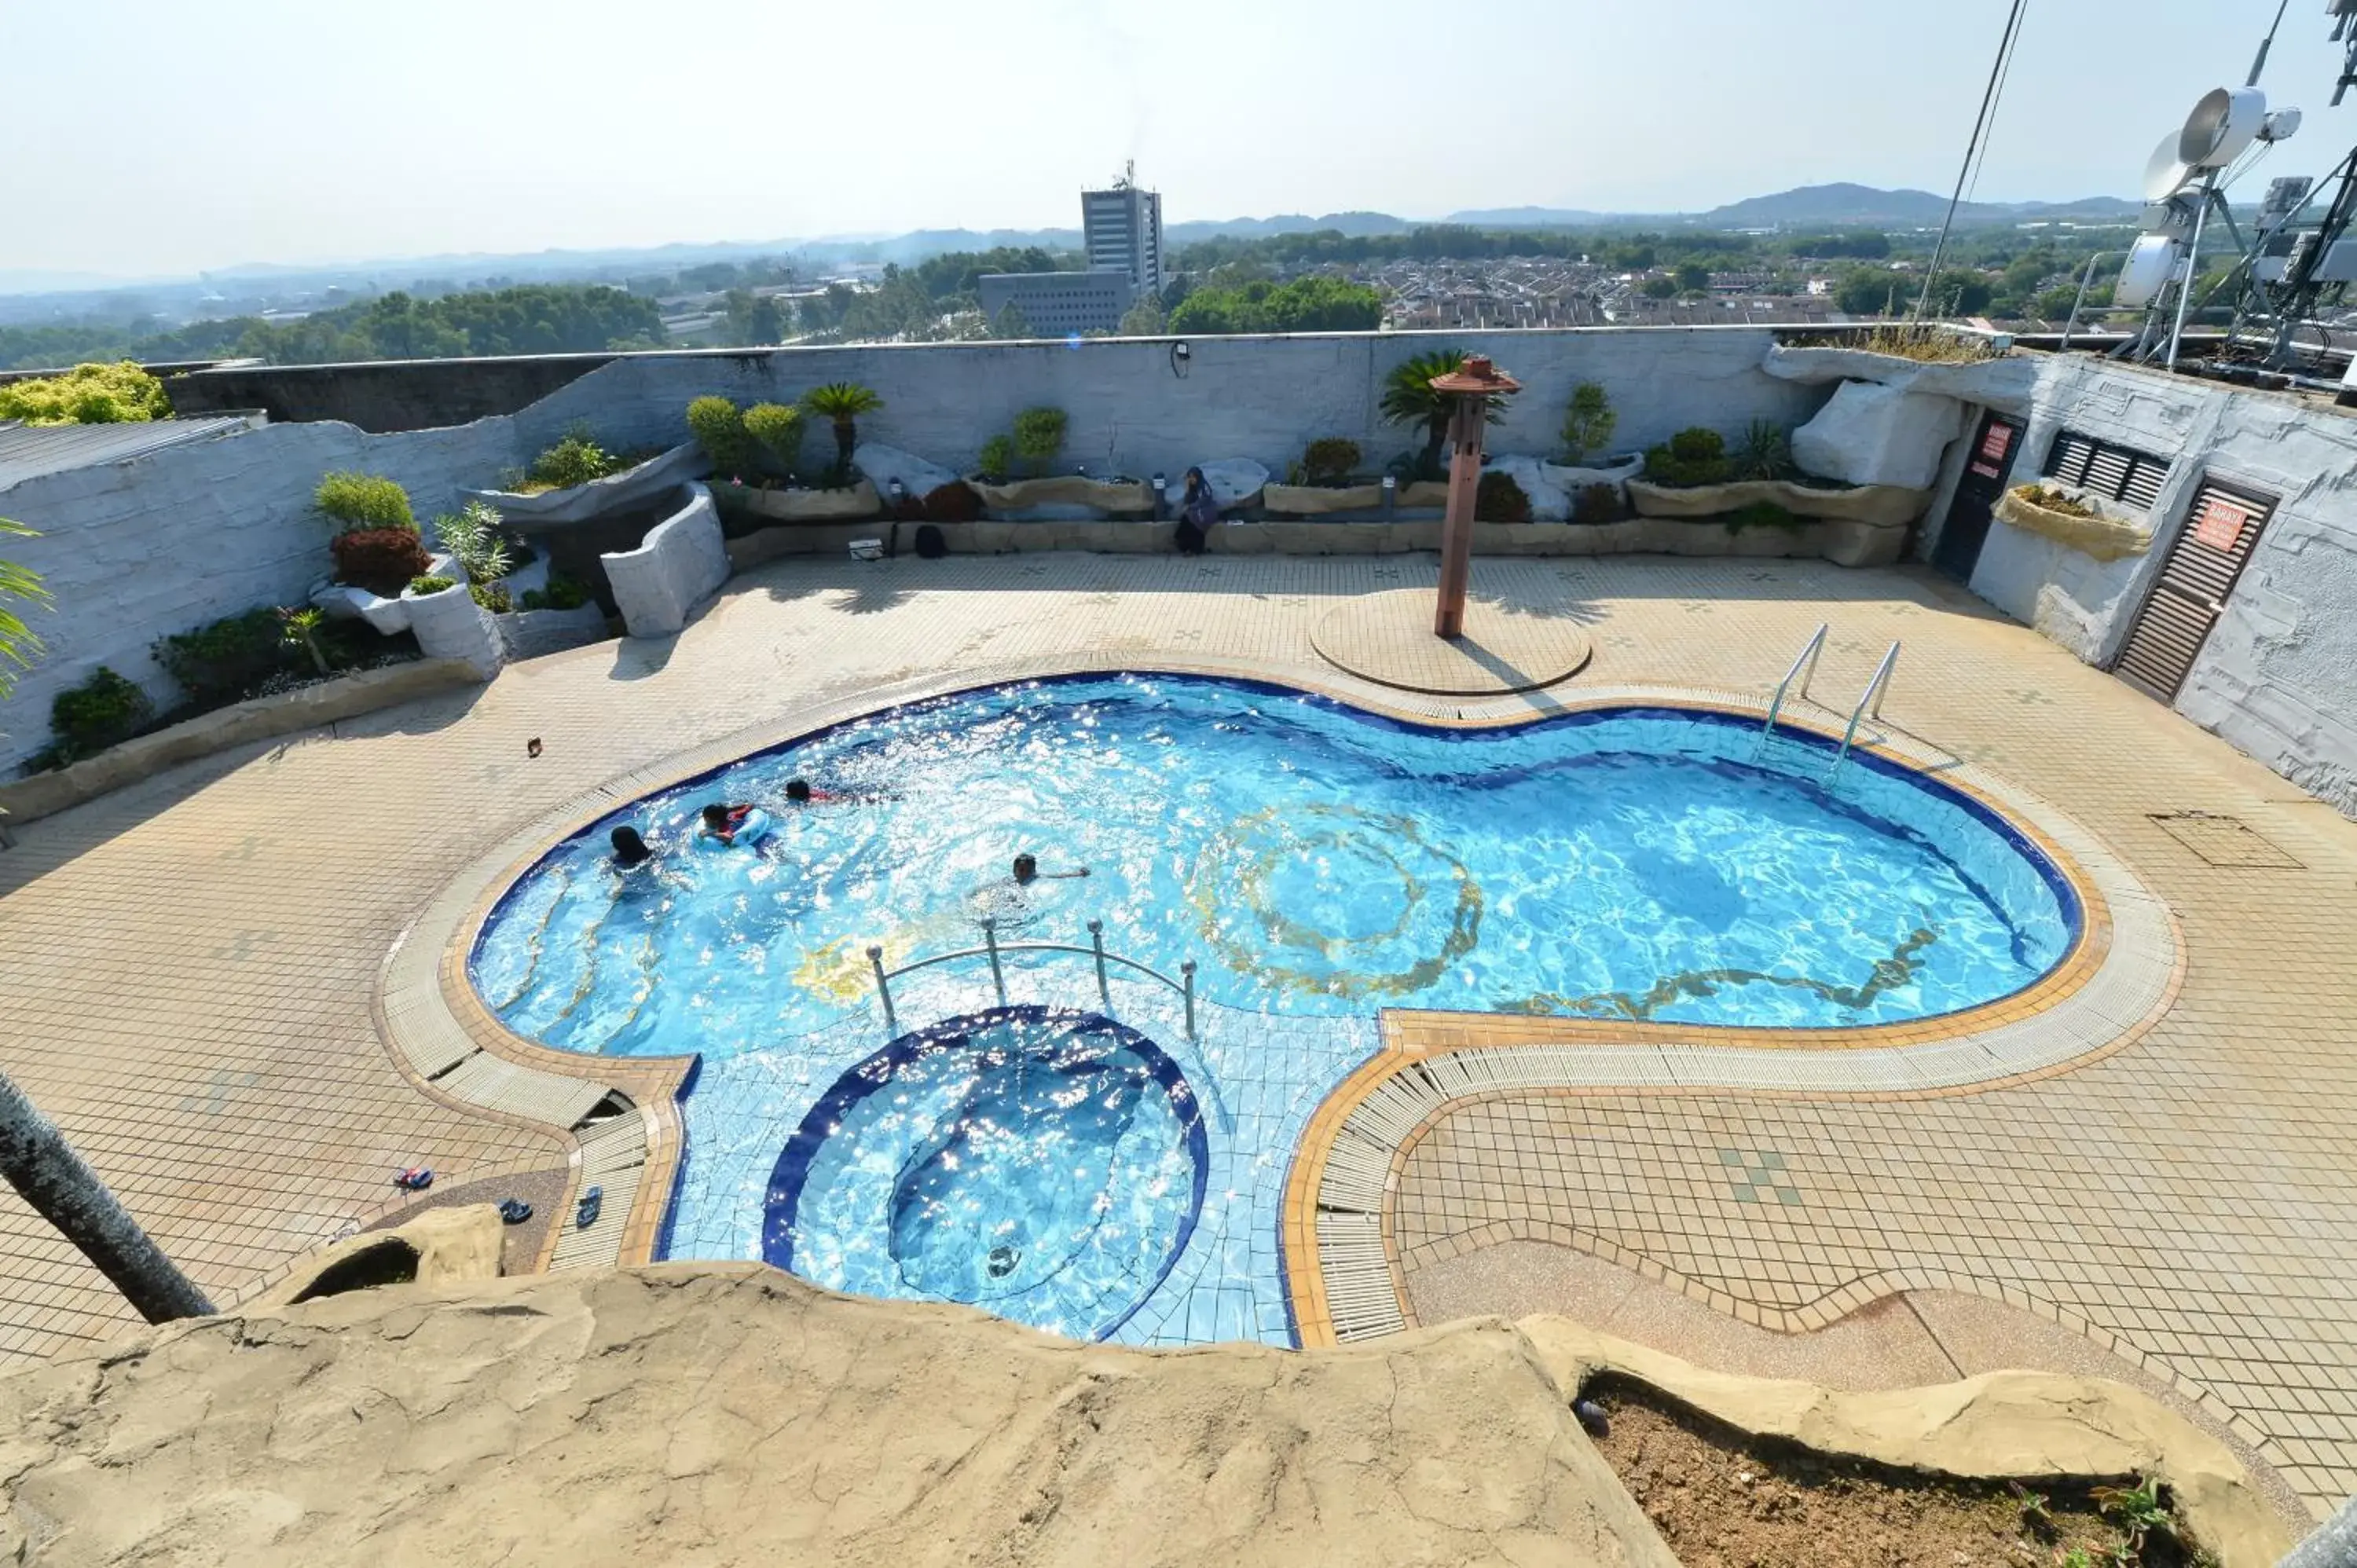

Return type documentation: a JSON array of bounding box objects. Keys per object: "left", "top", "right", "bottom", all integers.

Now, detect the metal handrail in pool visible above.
[
  {"left": 863, "top": 918, "right": 1230, "bottom": 1131},
  {"left": 1758, "top": 622, "right": 1830, "bottom": 750},
  {"left": 867, "top": 917, "right": 1197, "bottom": 1038},
  {"left": 1827, "top": 639, "right": 1902, "bottom": 783}
]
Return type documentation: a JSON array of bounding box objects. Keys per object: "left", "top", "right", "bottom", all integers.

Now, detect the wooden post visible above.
[{"left": 1434, "top": 397, "right": 1486, "bottom": 639}]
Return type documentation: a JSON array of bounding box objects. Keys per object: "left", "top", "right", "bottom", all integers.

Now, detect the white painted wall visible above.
[
  {"left": 1957, "top": 354, "right": 2357, "bottom": 815},
  {"left": 0, "top": 416, "right": 517, "bottom": 774}
]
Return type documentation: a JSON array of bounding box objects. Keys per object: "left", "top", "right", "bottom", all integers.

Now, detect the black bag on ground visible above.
[{"left": 914, "top": 524, "right": 947, "bottom": 559}]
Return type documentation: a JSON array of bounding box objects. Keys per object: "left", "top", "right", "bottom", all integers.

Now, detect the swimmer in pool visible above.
[
  {"left": 784, "top": 778, "right": 835, "bottom": 804},
  {"left": 1012, "top": 852, "right": 1088, "bottom": 885},
  {"left": 610, "top": 826, "right": 653, "bottom": 868},
  {"left": 699, "top": 802, "right": 760, "bottom": 844}
]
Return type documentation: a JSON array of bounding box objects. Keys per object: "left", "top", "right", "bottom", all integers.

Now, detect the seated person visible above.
[
  {"left": 610, "top": 826, "right": 654, "bottom": 868},
  {"left": 698, "top": 801, "right": 772, "bottom": 848}
]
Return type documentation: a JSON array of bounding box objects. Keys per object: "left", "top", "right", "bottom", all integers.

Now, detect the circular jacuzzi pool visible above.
[{"left": 761, "top": 1007, "right": 1209, "bottom": 1340}]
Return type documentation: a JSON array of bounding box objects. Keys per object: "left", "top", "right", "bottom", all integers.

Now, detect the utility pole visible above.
[{"left": 0, "top": 1068, "right": 213, "bottom": 1323}]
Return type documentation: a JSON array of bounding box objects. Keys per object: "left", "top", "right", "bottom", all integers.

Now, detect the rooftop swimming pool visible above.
[{"left": 469, "top": 673, "right": 2078, "bottom": 1344}]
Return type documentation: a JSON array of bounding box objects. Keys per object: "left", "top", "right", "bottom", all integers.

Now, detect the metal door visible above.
[
  {"left": 2110, "top": 478, "right": 2277, "bottom": 704},
  {"left": 1932, "top": 412, "right": 2024, "bottom": 581}
]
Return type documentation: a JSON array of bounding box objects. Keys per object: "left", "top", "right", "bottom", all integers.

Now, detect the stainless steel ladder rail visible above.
[
  {"left": 864, "top": 916, "right": 1229, "bottom": 1131},
  {"left": 1826, "top": 640, "right": 1901, "bottom": 783},
  {"left": 1757, "top": 622, "right": 1829, "bottom": 750}
]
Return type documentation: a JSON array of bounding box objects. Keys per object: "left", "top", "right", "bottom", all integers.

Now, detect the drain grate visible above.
[{"left": 2147, "top": 811, "right": 2304, "bottom": 870}]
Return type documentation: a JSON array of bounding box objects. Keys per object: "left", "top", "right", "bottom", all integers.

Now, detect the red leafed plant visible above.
[{"left": 331, "top": 528, "right": 434, "bottom": 597}]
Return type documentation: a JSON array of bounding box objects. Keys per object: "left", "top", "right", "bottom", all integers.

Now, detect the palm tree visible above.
[
  {"left": 1378, "top": 350, "right": 1512, "bottom": 480},
  {"left": 801, "top": 383, "right": 885, "bottom": 485},
  {"left": 1, "top": 518, "right": 49, "bottom": 698}
]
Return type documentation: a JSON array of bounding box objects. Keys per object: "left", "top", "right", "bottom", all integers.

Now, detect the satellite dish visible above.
[
  {"left": 2143, "top": 133, "right": 2197, "bottom": 202},
  {"left": 2117, "top": 235, "right": 2182, "bottom": 308},
  {"left": 2178, "top": 86, "right": 2267, "bottom": 167},
  {"left": 2139, "top": 194, "right": 2200, "bottom": 240}
]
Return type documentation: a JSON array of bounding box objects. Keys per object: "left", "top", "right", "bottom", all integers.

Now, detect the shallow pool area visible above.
[{"left": 469, "top": 672, "right": 2080, "bottom": 1344}]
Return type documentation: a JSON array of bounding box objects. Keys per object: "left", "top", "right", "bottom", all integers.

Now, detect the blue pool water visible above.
[
  {"left": 470, "top": 673, "right": 2077, "bottom": 1343},
  {"left": 764, "top": 1008, "right": 1208, "bottom": 1341}
]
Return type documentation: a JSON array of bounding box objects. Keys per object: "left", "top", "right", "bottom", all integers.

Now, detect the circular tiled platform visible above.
[{"left": 1311, "top": 588, "right": 1592, "bottom": 695}]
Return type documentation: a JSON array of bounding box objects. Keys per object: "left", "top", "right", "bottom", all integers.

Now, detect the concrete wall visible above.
[
  {"left": 167, "top": 354, "right": 617, "bottom": 434},
  {"left": 503, "top": 327, "right": 1831, "bottom": 485},
  {"left": 1946, "top": 354, "right": 2357, "bottom": 815},
  {"left": 602, "top": 485, "right": 728, "bottom": 638},
  {"left": 0, "top": 416, "right": 519, "bottom": 773}
]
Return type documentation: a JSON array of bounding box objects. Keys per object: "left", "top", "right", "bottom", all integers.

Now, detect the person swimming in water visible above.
[
  {"left": 698, "top": 802, "right": 771, "bottom": 847},
  {"left": 610, "top": 826, "right": 653, "bottom": 867},
  {"left": 784, "top": 778, "right": 836, "bottom": 804},
  {"left": 969, "top": 852, "right": 1091, "bottom": 929},
  {"left": 1011, "top": 852, "right": 1088, "bottom": 885}
]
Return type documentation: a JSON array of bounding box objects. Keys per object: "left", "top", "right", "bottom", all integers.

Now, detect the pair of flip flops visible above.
[
  {"left": 394, "top": 1167, "right": 434, "bottom": 1191},
  {"left": 498, "top": 1199, "right": 533, "bottom": 1225}
]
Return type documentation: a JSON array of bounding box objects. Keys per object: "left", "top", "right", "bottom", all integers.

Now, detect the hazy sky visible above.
[{"left": 5, "top": 0, "right": 2352, "bottom": 278}]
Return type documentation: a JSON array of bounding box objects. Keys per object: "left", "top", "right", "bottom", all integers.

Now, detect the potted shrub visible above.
[
  {"left": 1264, "top": 438, "right": 1386, "bottom": 516},
  {"left": 464, "top": 423, "right": 706, "bottom": 526},
  {"left": 317, "top": 472, "right": 436, "bottom": 598},
  {"left": 1540, "top": 382, "right": 1643, "bottom": 494},
  {"left": 704, "top": 394, "right": 880, "bottom": 522},
  {"left": 968, "top": 406, "right": 1151, "bottom": 515},
  {"left": 1474, "top": 471, "right": 1534, "bottom": 522},
  {"left": 1627, "top": 426, "right": 1926, "bottom": 528},
  {"left": 42, "top": 667, "right": 152, "bottom": 767},
  {"left": 802, "top": 383, "right": 884, "bottom": 485},
  {"left": 1379, "top": 347, "right": 1515, "bottom": 506},
  {"left": 1992, "top": 480, "right": 2152, "bottom": 562}
]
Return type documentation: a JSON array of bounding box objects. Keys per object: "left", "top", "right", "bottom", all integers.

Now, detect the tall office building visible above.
[{"left": 1082, "top": 167, "right": 1163, "bottom": 299}]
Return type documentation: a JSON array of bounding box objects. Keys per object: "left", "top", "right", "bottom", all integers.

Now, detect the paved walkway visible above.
[{"left": 2, "top": 552, "right": 2352, "bottom": 1515}]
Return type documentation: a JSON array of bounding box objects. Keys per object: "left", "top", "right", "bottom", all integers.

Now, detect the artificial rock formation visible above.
[{"left": 0, "top": 1265, "right": 1677, "bottom": 1567}]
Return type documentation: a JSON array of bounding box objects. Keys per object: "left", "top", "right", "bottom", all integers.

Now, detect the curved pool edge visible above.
[{"left": 377, "top": 649, "right": 2169, "bottom": 1284}]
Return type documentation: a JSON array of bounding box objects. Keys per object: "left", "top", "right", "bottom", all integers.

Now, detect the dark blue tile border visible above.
[{"left": 758, "top": 1005, "right": 1211, "bottom": 1343}]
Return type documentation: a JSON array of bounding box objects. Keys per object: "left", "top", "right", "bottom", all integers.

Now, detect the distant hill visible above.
[
  {"left": 1693, "top": 183, "right": 2140, "bottom": 229},
  {"left": 1166, "top": 211, "right": 1413, "bottom": 244},
  {"left": 1442, "top": 206, "right": 1622, "bottom": 228}
]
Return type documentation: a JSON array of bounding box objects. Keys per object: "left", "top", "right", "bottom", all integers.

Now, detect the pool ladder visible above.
[{"left": 1758, "top": 624, "right": 1901, "bottom": 785}]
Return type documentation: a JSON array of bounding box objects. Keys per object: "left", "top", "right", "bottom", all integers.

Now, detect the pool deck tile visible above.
[{"left": 3, "top": 553, "right": 2355, "bottom": 1511}]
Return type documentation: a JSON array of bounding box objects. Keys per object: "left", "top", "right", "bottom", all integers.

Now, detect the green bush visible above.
[
  {"left": 0, "top": 362, "right": 170, "bottom": 426},
  {"left": 408, "top": 574, "right": 457, "bottom": 595},
  {"left": 431, "top": 500, "right": 512, "bottom": 584},
  {"left": 976, "top": 434, "right": 1014, "bottom": 483},
  {"left": 49, "top": 667, "right": 152, "bottom": 760},
  {"left": 1559, "top": 383, "right": 1616, "bottom": 464},
  {"left": 314, "top": 471, "right": 416, "bottom": 533},
  {"left": 1643, "top": 428, "right": 1732, "bottom": 488},
  {"left": 1733, "top": 419, "right": 1794, "bottom": 481},
  {"left": 1722, "top": 500, "right": 1805, "bottom": 535},
  {"left": 1301, "top": 437, "right": 1361, "bottom": 485},
  {"left": 685, "top": 396, "right": 751, "bottom": 474},
  {"left": 1574, "top": 482, "right": 1623, "bottom": 524},
  {"left": 153, "top": 608, "right": 289, "bottom": 705},
  {"left": 742, "top": 402, "right": 805, "bottom": 474},
  {"left": 520, "top": 573, "right": 592, "bottom": 613},
  {"left": 330, "top": 527, "right": 434, "bottom": 596},
  {"left": 526, "top": 425, "right": 621, "bottom": 489},
  {"left": 470, "top": 582, "right": 512, "bottom": 614},
  {"left": 1010, "top": 406, "right": 1068, "bottom": 472},
  {"left": 1475, "top": 471, "right": 1533, "bottom": 522}
]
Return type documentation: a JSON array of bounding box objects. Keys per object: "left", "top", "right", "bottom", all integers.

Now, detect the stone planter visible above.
[
  {"left": 1538, "top": 452, "right": 1644, "bottom": 493},
  {"left": 493, "top": 602, "right": 611, "bottom": 661},
  {"left": 1626, "top": 477, "right": 1929, "bottom": 527},
  {"left": 464, "top": 441, "right": 709, "bottom": 524},
  {"left": 601, "top": 483, "right": 729, "bottom": 638},
  {"left": 970, "top": 474, "right": 1154, "bottom": 515},
  {"left": 1261, "top": 482, "right": 1388, "bottom": 516},
  {"left": 311, "top": 550, "right": 467, "bottom": 635},
  {"left": 1160, "top": 460, "right": 1271, "bottom": 513},
  {"left": 0, "top": 661, "right": 482, "bottom": 826},
  {"left": 1761, "top": 343, "right": 2038, "bottom": 414},
  {"left": 1397, "top": 481, "right": 1453, "bottom": 511},
  {"left": 715, "top": 478, "right": 880, "bottom": 522},
  {"left": 399, "top": 577, "right": 503, "bottom": 676},
  {"left": 1993, "top": 482, "right": 2153, "bottom": 562}
]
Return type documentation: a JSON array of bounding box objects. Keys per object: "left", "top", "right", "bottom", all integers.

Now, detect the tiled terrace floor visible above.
[{"left": 2, "top": 552, "right": 2353, "bottom": 1511}]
